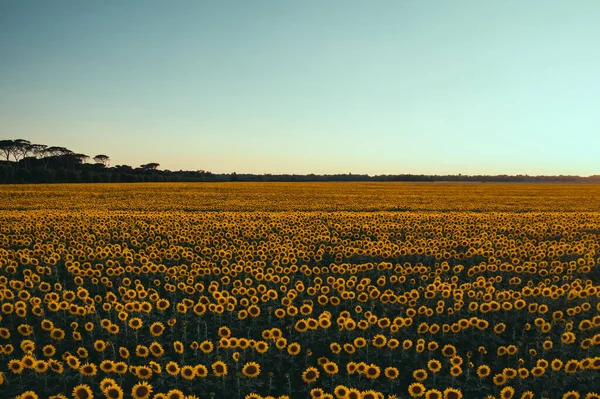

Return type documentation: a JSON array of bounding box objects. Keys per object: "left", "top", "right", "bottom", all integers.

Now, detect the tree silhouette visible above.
[
  {"left": 141, "top": 163, "right": 160, "bottom": 170},
  {"left": 30, "top": 144, "right": 48, "bottom": 158},
  {"left": 0, "top": 140, "right": 15, "bottom": 161},
  {"left": 93, "top": 154, "right": 110, "bottom": 167},
  {"left": 13, "top": 139, "right": 32, "bottom": 161},
  {"left": 46, "top": 146, "right": 73, "bottom": 157}
]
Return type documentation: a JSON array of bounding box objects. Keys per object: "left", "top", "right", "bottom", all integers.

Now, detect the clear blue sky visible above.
[{"left": 1, "top": 1, "right": 599, "bottom": 175}]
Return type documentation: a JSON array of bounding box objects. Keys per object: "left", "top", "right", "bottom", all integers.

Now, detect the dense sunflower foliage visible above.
[
  {"left": 2, "top": 182, "right": 600, "bottom": 212},
  {"left": 0, "top": 183, "right": 599, "bottom": 399}
]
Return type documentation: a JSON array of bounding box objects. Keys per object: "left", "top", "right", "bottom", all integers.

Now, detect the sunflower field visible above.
[{"left": 0, "top": 182, "right": 599, "bottom": 399}]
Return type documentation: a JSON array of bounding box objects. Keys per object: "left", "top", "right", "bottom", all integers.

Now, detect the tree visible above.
[
  {"left": 0, "top": 140, "right": 15, "bottom": 161},
  {"left": 30, "top": 144, "right": 48, "bottom": 158},
  {"left": 141, "top": 163, "right": 160, "bottom": 170},
  {"left": 46, "top": 146, "right": 73, "bottom": 157},
  {"left": 13, "top": 139, "right": 32, "bottom": 161},
  {"left": 93, "top": 154, "right": 110, "bottom": 167}
]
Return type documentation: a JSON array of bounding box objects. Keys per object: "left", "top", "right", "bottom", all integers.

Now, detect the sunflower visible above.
[
  {"left": 564, "top": 360, "right": 579, "bottom": 374},
  {"left": 129, "top": 318, "right": 143, "bottom": 330},
  {"left": 408, "top": 383, "right": 426, "bottom": 398},
  {"left": 136, "top": 366, "right": 153, "bottom": 380},
  {"left": 287, "top": 343, "right": 301, "bottom": 355},
  {"left": 181, "top": 365, "right": 195, "bottom": 380},
  {"left": 323, "top": 361, "right": 339, "bottom": 375},
  {"left": 388, "top": 338, "right": 400, "bottom": 349},
  {"left": 372, "top": 334, "right": 387, "bottom": 348},
  {"left": 295, "top": 319, "right": 309, "bottom": 333},
  {"left": 330, "top": 342, "right": 342, "bottom": 354},
  {"left": 346, "top": 362, "right": 358, "bottom": 374},
  {"left": 242, "top": 362, "right": 261, "bottom": 378},
  {"left": 148, "top": 361, "right": 162, "bottom": 374},
  {"left": 173, "top": 341, "right": 184, "bottom": 354},
  {"left": 302, "top": 367, "right": 320, "bottom": 384},
  {"left": 353, "top": 337, "right": 367, "bottom": 348},
  {"left": 41, "top": 319, "right": 54, "bottom": 331},
  {"left": 441, "top": 345, "right": 457, "bottom": 357},
  {"left": 200, "top": 341, "right": 214, "bottom": 354},
  {"left": 149, "top": 342, "right": 164, "bottom": 357},
  {"left": 114, "top": 362, "right": 128, "bottom": 375},
  {"left": 72, "top": 384, "right": 93, "bottom": 399},
  {"left": 79, "top": 363, "right": 97, "bottom": 377},
  {"left": 362, "top": 390, "right": 379, "bottom": 399},
  {"left": 66, "top": 356, "right": 80, "bottom": 370},
  {"left": 18, "top": 392, "right": 38, "bottom": 399},
  {"left": 500, "top": 387, "right": 515, "bottom": 399},
  {"left": 503, "top": 368, "right": 517, "bottom": 379},
  {"left": 34, "top": 361, "right": 48, "bottom": 373},
  {"left": 118, "top": 347, "right": 130, "bottom": 359},
  {"left": 42, "top": 345, "right": 56, "bottom": 357},
  {"left": 255, "top": 341, "right": 269, "bottom": 354},
  {"left": 365, "top": 364, "right": 380, "bottom": 379},
  {"left": 520, "top": 392, "right": 534, "bottom": 399},
  {"left": 218, "top": 326, "right": 231, "bottom": 338},
  {"left": 100, "top": 360, "right": 115, "bottom": 373},
  {"left": 562, "top": 392, "right": 580, "bottom": 399},
  {"left": 195, "top": 364, "right": 208, "bottom": 377},
  {"left": 166, "top": 390, "right": 185, "bottom": 399},
  {"left": 477, "top": 365, "right": 490, "bottom": 378},
  {"left": 428, "top": 341, "right": 439, "bottom": 352},
  {"left": 544, "top": 358, "right": 560, "bottom": 372},
  {"left": 22, "top": 355, "right": 35, "bottom": 369},
  {"left": 443, "top": 388, "right": 463, "bottom": 399},
  {"left": 131, "top": 382, "right": 153, "bottom": 399},
  {"left": 450, "top": 366, "right": 462, "bottom": 377},
  {"left": 99, "top": 378, "right": 118, "bottom": 391},
  {"left": 149, "top": 322, "right": 165, "bottom": 337},
  {"left": 493, "top": 374, "right": 507, "bottom": 386},
  {"left": 211, "top": 361, "right": 228, "bottom": 377},
  {"left": 310, "top": 388, "right": 324, "bottom": 399},
  {"left": 412, "top": 368, "right": 428, "bottom": 382},
  {"left": 428, "top": 360, "right": 442, "bottom": 373},
  {"left": 518, "top": 368, "right": 529, "bottom": 378},
  {"left": 506, "top": 345, "right": 517, "bottom": 356},
  {"left": 334, "top": 385, "right": 349, "bottom": 398},
  {"left": 245, "top": 394, "right": 262, "bottom": 399},
  {"left": 531, "top": 366, "right": 545, "bottom": 377},
  {"left": 426, "top": 389, "right": 443, "bottom": 399},
  {"left": 102, "top": 384, "right": 123, "bottom": 399},
  {"left": 347, "top": 389, "right": 361, "bottom": 399},
  {"left": 385, "top": 366, "right": 399, "bottom": 379}
]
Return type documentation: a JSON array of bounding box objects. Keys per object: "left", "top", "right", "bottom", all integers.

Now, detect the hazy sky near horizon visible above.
[{"left": 1, "top": 1, "right": 599, "bottom": 175}]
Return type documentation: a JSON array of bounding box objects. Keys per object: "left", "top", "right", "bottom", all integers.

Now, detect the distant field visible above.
[
  {"left": 0, "top": 183, "right": 599, "bottom": 399},
  {"left": 1, "top": 182, "right": 600, "bottom": 212}
]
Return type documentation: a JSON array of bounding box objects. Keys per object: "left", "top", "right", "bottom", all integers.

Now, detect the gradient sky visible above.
[{"left": 1, "top": 1, "right": 599, "bottom": 175}]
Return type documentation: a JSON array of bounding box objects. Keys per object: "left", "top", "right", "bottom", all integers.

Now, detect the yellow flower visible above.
[
  {"left": 72, "top": 384, "right": 93, "bottom": 399},
  {"left": 302, "top": 367, "right": 320, "bottom": 384},
  {"left": 211, "top": 361, "right": 228, "bottom": 377},
  {"left": 131, "top": 381, "right": 153, "bottom": 399},
  {"left": 408, "top": 383, "right": 426, "bottom": 397},
  {"left": 242, "top": 362, "right": 261, "bottom": 378}
]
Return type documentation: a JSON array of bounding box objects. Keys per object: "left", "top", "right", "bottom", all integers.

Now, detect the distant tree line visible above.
[
  {"left": 0, "top": 138, "right": 214, "bottom": 184},
  {"left": 1, "top": 138, "right": 599, "bottom": 184}
]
